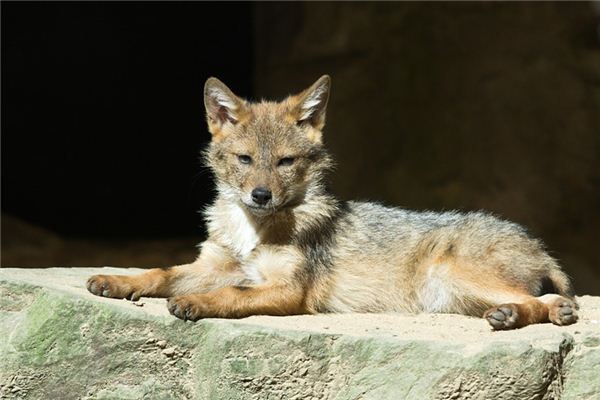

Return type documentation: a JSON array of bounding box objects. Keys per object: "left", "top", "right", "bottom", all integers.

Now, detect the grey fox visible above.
[{"left": 87, "top": 75, "right": 578, "bottom": 330}]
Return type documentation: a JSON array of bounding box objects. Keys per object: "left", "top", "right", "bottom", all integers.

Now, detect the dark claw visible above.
[
  {"left": 488, "top": 320, "right": 504, "bottom": 330},
  {"left": 101, "top": 288, "right": 110, "bottom": 297},
  {"left": 167, "top": 299, "right": 175, "bottom": 314},
  {"left": 127, "top": 292, "right": 141, "bottom": 301},
  {"left": 490, "top": 311, "right": 506, "bottom": 322},
  {"left": 498, "top": 305, "right": 513, "bottom": 317},
  {"left": 167, "top": 299, "right": 184, "bottom": 319},
  {"left": 559, "top": 307, "right": 573, "bottom": 316},
  {"left": 564, "top": 315, "right": 575, "bottom": 323}
]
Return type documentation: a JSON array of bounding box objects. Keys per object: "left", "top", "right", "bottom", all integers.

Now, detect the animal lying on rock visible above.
[{"left": 87, "top": 75, "right": 578, "bottom": 330}]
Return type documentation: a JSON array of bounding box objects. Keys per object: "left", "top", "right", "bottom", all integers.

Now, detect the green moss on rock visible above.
[{"left": 1, "top": 268, "right": 599, "bottom": 399}]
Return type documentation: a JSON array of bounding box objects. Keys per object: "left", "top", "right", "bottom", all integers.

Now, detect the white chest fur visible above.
[
  {"left": 205, "top": 202, "right": 301, "bottom": 285},
  {"left": 206, "top": 202, "right": 263, "bottom": 282},
  {"left": 221, "top": 204, "right": 260, "bottom": 258}
]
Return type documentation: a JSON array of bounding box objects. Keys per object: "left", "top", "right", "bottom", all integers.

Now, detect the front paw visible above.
[
  {"left": 86, "top": 274, "right": 142, "bottom": 300},
  {"left": 167, "top": 295, "right": 211, "bottom": 321}
]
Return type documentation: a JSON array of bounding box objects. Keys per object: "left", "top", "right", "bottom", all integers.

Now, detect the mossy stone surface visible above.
[{"left": 1, "top": 268, "right": 599, "bottom": 399}]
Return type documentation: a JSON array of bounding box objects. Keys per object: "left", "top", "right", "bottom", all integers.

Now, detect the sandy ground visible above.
[{"left": 1, "top": 267, "right": 598, "bottom": 349}]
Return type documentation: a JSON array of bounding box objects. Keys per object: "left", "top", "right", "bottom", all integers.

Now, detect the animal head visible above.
[{"left": 203, "top": 75, "right": 334, "bottom": 216}]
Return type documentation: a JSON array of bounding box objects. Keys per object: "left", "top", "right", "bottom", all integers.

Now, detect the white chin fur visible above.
[{"left": 243, "top": 203, "right": 276, "bottom": 216}]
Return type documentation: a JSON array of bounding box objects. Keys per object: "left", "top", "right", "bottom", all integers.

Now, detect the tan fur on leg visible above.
[
  {"left": 484, "top": 295, "right": 578, "bottom": 330},
  {"left": 538, "top": 294, "right": 579, "bottom": 326},
  {"left": 87, "top": 241, "right": 248, "bottom": 300},
  {"left": 168, "top": 284, "right": 306, "bottom": 320},
  {"left": 484, "top": 298, "right": 549, "bottom": 330},
  {"left": 87, "top": 268, "right": 174, "bottom": 300}
]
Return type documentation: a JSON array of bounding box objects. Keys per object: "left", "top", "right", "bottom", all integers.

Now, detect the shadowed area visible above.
[{"left": 2, "top": 3, "right": 599, "bottom": 295}]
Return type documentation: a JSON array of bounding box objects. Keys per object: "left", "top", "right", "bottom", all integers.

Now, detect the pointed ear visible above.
[
  {"left": 292, "top": 75, "right": 331, "bottom": 130},
  {"left": 204, "top": 77, "right": 247, "bottom": 134}
]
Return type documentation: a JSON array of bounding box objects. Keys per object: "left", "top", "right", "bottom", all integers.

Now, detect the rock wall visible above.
[
  {"left": 1, "top": 268, "right": 599, "bottom": 399},
  {"left": 252, "top": 2, "right": 600, "bottom": 295}
]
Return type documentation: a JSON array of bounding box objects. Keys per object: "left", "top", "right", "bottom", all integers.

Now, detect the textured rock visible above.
[{"left": 1, "top": 267, "right": 599, "bottom": 399}]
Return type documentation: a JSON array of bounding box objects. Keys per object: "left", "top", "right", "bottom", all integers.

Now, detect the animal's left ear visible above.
[
  {"left": 292, "top": 75, "right": 331, "bottom": 130},
  {"left": 204, "top": 77, "right": 248, "bottom": 136}
]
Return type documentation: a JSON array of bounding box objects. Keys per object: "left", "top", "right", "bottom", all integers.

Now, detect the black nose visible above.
[{"left": 251, "top": 187, "right": 272, "bottom": 205}]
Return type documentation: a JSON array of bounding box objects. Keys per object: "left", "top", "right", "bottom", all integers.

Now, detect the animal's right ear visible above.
[
  {"left": 204, "top": 77, "right": 247, "bottom": 136},
  {"left": 292, "top": 75, "right": 331, "bottom": 130}
]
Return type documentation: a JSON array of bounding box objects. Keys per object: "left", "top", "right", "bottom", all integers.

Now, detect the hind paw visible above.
[
  {"left": 549, "top": 297, "right": 578, "bottom": 326},
  {"left": 484, "top": 304, "right": 520, "bottom": 330}
]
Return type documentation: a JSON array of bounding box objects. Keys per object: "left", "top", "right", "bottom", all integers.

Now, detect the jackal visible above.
[{"left": 87, "top": 75, "right": 578, "bottom": 330}]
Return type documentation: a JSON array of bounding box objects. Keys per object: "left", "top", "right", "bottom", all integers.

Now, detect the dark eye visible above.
[
  {"left": 238, "top": 155, "right": 252, "bottom": 165},
  {"left": 278, "top": 157, "right": 295, "bottom": 167}
]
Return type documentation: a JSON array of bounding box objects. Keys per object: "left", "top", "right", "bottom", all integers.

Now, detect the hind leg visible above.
[
  {"left": 484, "top": 294, "right": 578, "bottom": 330},
  {"left": 417, "top": 261, "right": 578, "bottom": 330},
  {"left": 416, "top": 253, "right": 579, "bottom": 330},
  {"left": 484, "top": 298, "right": 547, "bottom": 330}
]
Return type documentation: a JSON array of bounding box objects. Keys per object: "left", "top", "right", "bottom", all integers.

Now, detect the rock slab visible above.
[{"left": 0, "top": 267, "right": 599, "bottom": 400}]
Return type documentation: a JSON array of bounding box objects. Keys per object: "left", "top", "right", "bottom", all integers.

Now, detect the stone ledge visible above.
[{"left": 0, "top": 267, "right": 598, "bottom": 399}]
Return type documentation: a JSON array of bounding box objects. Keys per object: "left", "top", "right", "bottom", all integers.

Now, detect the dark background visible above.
[
  {"left": 2, "top": 2, "right": 600, "bottom": 295},
  {"left": 2, "top": 2, "right": 253, "bottom": 238}
]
